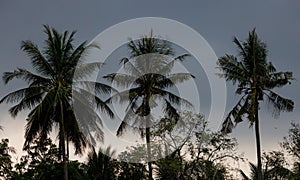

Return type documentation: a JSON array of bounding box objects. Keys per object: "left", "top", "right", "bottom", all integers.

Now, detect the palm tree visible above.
[
  {"left": 0, "top": 25, "right": 114, "bottom": 180},
  {"left": 86, "top": 146, "right": 117, "bottom": 180},
  {"left": 105, "top": 32, "right": 194, "bottom": 179},
  {"left": 217, "top": 29, "right": 294, "bottom": 180}
]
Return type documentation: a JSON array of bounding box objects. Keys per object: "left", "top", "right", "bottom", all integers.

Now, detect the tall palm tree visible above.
[
  {"left": 105, "top": 32, "right": 194, "bottom": 179},
  {"left": 217, "top": 29, "right": 294, "bottom": 180},
  {"left": 0, "top": 25, "right": 114, "bottom": 180}
]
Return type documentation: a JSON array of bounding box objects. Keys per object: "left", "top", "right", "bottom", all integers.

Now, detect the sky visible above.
[{"left": 0, "top": 0, "right": 299, "bottom": 176}]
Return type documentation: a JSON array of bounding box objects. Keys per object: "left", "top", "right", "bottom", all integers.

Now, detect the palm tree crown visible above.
[
  {"left": 218, "top": 29, "right": 294, "bottom": 133},
  {"left": 105, "top": 33, "right": 194, "bottom": 136}
]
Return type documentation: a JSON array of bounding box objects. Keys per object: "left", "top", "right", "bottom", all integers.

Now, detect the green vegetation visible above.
[{"left": 0, "top": 26, "right": 297, "bottom": 179}]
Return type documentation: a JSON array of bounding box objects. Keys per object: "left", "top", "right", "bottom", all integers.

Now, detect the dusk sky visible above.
[{"left": 0, "top": 1, "right": 299, "bottom": 176}]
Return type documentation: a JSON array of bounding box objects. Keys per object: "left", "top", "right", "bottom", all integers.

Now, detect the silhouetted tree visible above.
[
  {"left": 1, "top": 25, "right": 114, "bottom": 180},
  {"left": 105, "top": 32, "right": 193, "bottom": 179},
  {"left": 217, "top": 29, "right": 294, "bottom": 180}
]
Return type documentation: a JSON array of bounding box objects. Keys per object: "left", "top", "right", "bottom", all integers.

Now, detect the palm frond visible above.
[
  {"left": 104, "top": 73, "right": 137, "bottom": 88},
  {"left": 154, "top": 88, "right": 193, "bottom": 109},
  {"left": 0, "top": 86, "right": 44, "bottom": 104},
  {"left": 167, "top": 73, "right": 195, "bottom": 84},
  {"left": 233, "top": 37, "right": 247, "bottom": 59},
  {"left": 221, "top": 95, "right": 251, "bottom": 134},
  {"left": 264, "top": 71, "right": 293, "bottom": 89},
  {"left": 163, "top": 99, "right": 180, "bottom": 121},
  {"left": 64, "top": 108, "right": 89, "bottom": 155},
  {"left": 68, "top": 41, "right": 87, "bottom": 65},
  {"left": 72, "top": 90, "right": 104, "bottom": 144},
  {"left": 8, "top": 90, "right": 44, "bottom": 118},
  {"left": 23, "top": 89, "right": 57, "bottom": 150},
  {"left": 174, "top": 53, "right": 190, "bottom": 62},
  {"left": 120, "top": 57, "right": 142, "bottom": 77},
  {"left": 21, "top": 40, "right": 54, "bottom": 77},
  {"left": 264, "top": 90, "right": 294, "bottom": 118},
  {"left": 217, "top": 55, "right": 248, "bottom": 84},
  {"left": 3, "top": 68, "right": 50, "bottom": 85},
  {"left": 72, "top": 62, "right": 103, "bottom": 81},
  {"left": 239, "top": 169, "right": 250, "bottom": 180}
]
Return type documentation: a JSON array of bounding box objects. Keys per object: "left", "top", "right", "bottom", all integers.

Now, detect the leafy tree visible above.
[
  {"left": 155, "top": 150, "right": 186, "bottom": 180},
  {"left": 0, "top": 25, "right": 114, "bottom": 180},
  {"left": 281, "top": 122, "right": 300, "bottom": 179},
  {"left": 67, "top": 160, "right": 89, "bottom": 180},
  {"left": 118, "top": 111, "right": 239, "bottom": 179},
  {"left": 217, "top": 29, "right": 294, "bottom": 180},
  {"left": 105, "top": 32, "right": 193, "bottom": 179},
  {"left": 263, "top": 151, "right": 292, "bottom": 179},
  {"left": 281, "top": 123, "right": 300, "bottom": 161},
  {"left": 117, "top": 162, "right": 147, "bottom": 180},
  {"left": 12, "top": 138, "right": 88, "bottom": 180},
  {"left": 0, "top": 139, "right": 15, "bottom": 179},
  {"left": 240, "top": 151, "right": 293, "bottom": 180},
  {"left": 152, "top": 111, "right": 205, "bottom": 155},
  {"left": 291, "top": 162, "right": 300, "bottom": 180},
  {"left": 187, "top": 131, "right": 239, "bottom": 179},
  {"left": 153, "top": 111, "right": 207, "bottom": 179},
  {"left": 13, "top": 138, "right": 60, "bottom": 179},
  {"left": 154, "top": 111, "right": 239, "bottom": 179},
  {"left": 240, "top": 157, "right": 292, "bottom": 180}
]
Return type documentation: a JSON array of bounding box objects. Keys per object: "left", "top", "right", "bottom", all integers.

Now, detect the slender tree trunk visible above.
[
  {"left": 66, "top": 134, "right": 69, "bottom": 161},
  {"left": 146, "top": 127, "right": 153, "bottom": 180},
  {"left": 255, "top": 101, "right": 262, "bottom": 180},
  {"left": 252, "top": 61, "right": 262, "bottom": 180},
  {"left": 60, "top": 100, "right": 68, "bottom": 180},
  {"left": 61, "top": 135, "right": 68, "bottom": 180},
  {"left": 143, "top": 94, "right": 153, "bottom": 180}
]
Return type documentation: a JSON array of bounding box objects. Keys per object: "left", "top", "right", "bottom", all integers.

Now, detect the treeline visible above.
[
  {"left": 0, "top": 25, "right": 298, "bottom": 179},
  {"left": 1, "top": 120, "right": 300, "bottom": 179}
]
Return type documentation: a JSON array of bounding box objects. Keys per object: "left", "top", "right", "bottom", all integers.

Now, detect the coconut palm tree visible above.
[
  {"left": 217, "top": 29, "right": 294, "bottom": 180},
  {"left": 105, "top": 32, "right": 194, "bottom": 179},
  {"left": 0, "top": 25, "right": 114, "bottom": 180}
]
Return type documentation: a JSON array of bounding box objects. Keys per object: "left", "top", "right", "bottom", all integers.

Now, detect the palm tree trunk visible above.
[
  {"left": 61, "top": 135, "right": 68, "bottom": 180},
  {"left": 143, "top": 95, "right": 153, "bottom": 180},
  {"left": 66, "top": 134, "right": 69, "bottom": 161},
  {"left": 146, "top": 126, "right": 153, "bottom": 180},
  {"left": 252, "top": 63, "right": 262, "bottom": 180},
  {"left": 60, "top": 100, "right": 68, "bottom": 180},
  {"left": 255, "top": 99, "right": 262, "bottom": 180}
]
